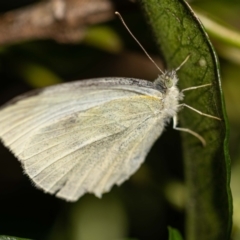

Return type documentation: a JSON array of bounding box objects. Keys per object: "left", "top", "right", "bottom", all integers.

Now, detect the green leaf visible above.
[
  {"left": 139, "top": 0, "right": 232, "bottom": 239},
  {"left": 168, "top": 226, "right": 184, "bottom": 240}
]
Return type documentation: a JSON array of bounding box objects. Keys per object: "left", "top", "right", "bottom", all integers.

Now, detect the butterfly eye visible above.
[{"left": 165, "top": 76, "right": 173, "bottom": 88}]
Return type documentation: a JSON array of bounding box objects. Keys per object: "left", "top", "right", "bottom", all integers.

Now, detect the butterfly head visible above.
[{"left": 154, "top": 70, "right": 178, "bottom": 92}]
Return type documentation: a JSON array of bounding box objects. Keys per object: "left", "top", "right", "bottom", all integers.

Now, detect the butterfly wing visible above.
[{"left": 0, "top": 78, "right": 164, "bottom": 201}]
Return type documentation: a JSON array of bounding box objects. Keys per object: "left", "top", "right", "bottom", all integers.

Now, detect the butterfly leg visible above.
[
  {"left": 177, "top": 103, "right": 221, "bottom": 120},
  {"left": 173, "top": 115, "right": 206, "bottom": 146}
]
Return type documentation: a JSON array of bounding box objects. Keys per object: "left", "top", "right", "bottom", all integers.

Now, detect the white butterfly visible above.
[
  {"left": 0, "top": 13, "right": 220, "bottom": 202},
  {"left": 0, "top": 68, "right": 220, "bottom": 201},
  {"left": 0, "top": 75, "right": 178, "bottom": 201}
]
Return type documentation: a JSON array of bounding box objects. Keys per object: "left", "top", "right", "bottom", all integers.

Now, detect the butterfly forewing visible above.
[{"left": 0, "top": 78, "right": 164, "bottom": 201}]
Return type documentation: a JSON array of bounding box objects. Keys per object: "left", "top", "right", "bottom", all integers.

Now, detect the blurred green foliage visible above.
[{"left": 168, "top": 226, "right": 184, "bottom": 240}]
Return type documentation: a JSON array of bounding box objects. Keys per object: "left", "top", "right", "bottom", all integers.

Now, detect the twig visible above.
[{"left": 0, "top": 0, "right": 131, "bottom": 45}]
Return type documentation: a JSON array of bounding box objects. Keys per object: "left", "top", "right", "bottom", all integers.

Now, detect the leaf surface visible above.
[{"left": 140, "top": 0, "right": 232, "bottom": 239}]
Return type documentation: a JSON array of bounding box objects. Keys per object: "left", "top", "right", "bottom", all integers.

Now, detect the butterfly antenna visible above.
[
  {"left": 115, "top": 11, "right": 164, "bottom": 74},
  {"left": 175, "top": 54, "right": 191, "bottom": 71}
]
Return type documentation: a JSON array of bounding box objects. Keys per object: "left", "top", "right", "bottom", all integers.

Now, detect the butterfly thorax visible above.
[{"left": 154, "top": 70, "right": 181, "bottom": 121}]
